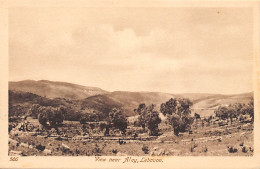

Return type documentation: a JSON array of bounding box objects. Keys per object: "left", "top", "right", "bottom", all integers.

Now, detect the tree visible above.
[
  {"left": 241, "top": 98, "right": 254, "bottom": 122},
  {"left": 37, "top": 106, "right": 64, "bottom": 128},
  {"left": 79, "top": 110, "right": 101, "bottom": 124},
  {"left": 100, "top": 123, "right": 107, "bottom": 131},
  {"left": 134, "top": 104, "right": 147, "bottom": 129},
  {"left": 80, "top": 114, "right": 90, "bottom": 124},
  {"left": 146, "top": 107, "right": 161, "bottom": 136},
  {"left": 194, "top": 113, "right": 201, "bottom": 121},
  {"left": 215, "top": 104, "right": 240, "bottom": 124},
  {"left": 38, "top": 107, "right": 48, "bottom": 126},
  {"left": 51, "top": 107, "right": 65, "bottom": 126},
  {"left": 89, "top": 111, "right": 100, "bottom": 122},
  {"left": 135, "top": 104, "right": 161, "bottom": 136},
  {"left": 215, "top": 98, "right": 254, "bottom": 124},
  {"left": 30, "top": 104, "right": 41, "bottom": 119},
  {"left": 103, "top": 108, "right": 128, "bottom": 136},
  {"left": 214, "top": 106, "right": 229, "bottom": 121},
  {"left": 246, "top": 98, "right": 254, "bottom": 121},
  {"left": 206, "top": 115, "right": 213, "bottom": 125},
  {"left": 160, "top": 98, "right": 193, "bottom": 136},
  {"left": 227, "top": 104, "right": 238, "bottom": 124},
  {"left": 108, "top": 108, "right": 128, "bottom": 135}
]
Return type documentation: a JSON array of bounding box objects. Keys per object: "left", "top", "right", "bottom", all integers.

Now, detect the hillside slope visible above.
[
  {"left": 9, "top": 80, "right": 253, "bottom": 117},
  {"left": 9, "top": 80, "right": 107, "bottom": 100},
  {"left": 82, "top": 91, "right": 253, "bottom": 117}
]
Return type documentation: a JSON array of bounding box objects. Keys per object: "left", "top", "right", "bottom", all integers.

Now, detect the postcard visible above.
[{"left": 0, "top": 0, "right": 259, "bottom": 168}]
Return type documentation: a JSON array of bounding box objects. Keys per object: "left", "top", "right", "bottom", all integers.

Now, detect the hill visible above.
[
  {"left": 9, "top": 80, "right": 253, "bottom": 117},
  {"left": 82, "top": 91, "right": 253, "bottom": 117},
  {"left": 189, "top": 92, "right": 253, "bottom": 117},
  {"left": 81, "top": 91, "right": 178, "bottom": 116},
  {"left": 9, "top": 80, "right": 107, "bottom": 100}
]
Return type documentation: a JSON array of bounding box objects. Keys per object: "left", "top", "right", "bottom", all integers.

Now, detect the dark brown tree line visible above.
[
  {"left": 26, "top": 97, "right": 254, "bottom": 137},
  {"left": 214, "top": 99, "right": 254, "bottom": 124},
  {"left": 30, "top": 104, "right": 66, "bottom": 128}
]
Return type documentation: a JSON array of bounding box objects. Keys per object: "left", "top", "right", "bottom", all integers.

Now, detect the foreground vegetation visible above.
[
  {"left": 8, "top": 91, "right": 254, "bottom": 156},
  {"left": 9, "top": 117, "right": 253, "bottom": 156}
]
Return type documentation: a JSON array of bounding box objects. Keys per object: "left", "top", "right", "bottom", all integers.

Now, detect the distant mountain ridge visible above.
[
  {"left": 9, "top": 80, "right": 108, "bottom": 100},
  {"left": 9, "top": 80, "right": 253, "bottom": 117}
]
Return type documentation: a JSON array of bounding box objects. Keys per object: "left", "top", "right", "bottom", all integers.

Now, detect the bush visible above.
[
  {"left": 190, "top": 143, "right": 198, "bottom": 152},
  {"left": 202, "top": 146, "right": 208, "bottom": 152},
  {"left": 227, "top": 146, "right": 237, "bottom": 153},
  {"left": 112, "top": 149, "right": 118, "bottom": 154},
  {"left": 242, "top": 146, "right": 248, "bottom": 153},
  {"left": 100, "top": 123, "right": 106, "bottom": 131},
  {"left": 142, "top": 145, "right": 149, "bottom": 154},
  {"left": 80, "top": 115, "right": 88, "bottom": 124},
  {"left": 36, "top": 144, "right": 45, "bottom": 151}
]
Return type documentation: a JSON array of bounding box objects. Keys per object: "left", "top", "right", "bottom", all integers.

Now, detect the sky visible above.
[{"left": 9, "top": 7, "right": 254, "bottom": 94}]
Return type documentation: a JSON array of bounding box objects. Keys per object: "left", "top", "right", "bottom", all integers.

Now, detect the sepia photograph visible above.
[
  {"left": 0, "top": 0, "right": 260, "bottom": 168},
  {"left": 7, "top": 5, "right": 256, "bottom": 157}
]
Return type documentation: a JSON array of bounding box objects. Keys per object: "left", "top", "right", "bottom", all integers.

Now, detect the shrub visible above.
[
  {"left": 36, "top": 144, "right": 45, "bottom": 151},
  {"left": 118, "top": 139, "right": 126, "bottom": 145},
  {"left": 142, "top": 145, "right": 149, "bottom": 154},
  {"left": 202, "top": 146, "right": 208, "bottom": 152},
  {"left": 227, "top": 146, "right": 238, "bottom": 153},
  {"left": 112, "top": 149, "right": 118, "bottom": 154},
  {"left": 100, "top": 123, "right": 106, "bottom": 131},
  {"left": 242, "top": 146, "right": 248, "bottom": 153}
]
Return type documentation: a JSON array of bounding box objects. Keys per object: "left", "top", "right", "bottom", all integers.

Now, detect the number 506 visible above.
[{"left": 10, "top": 157, "right": 18, "bottom": 161}]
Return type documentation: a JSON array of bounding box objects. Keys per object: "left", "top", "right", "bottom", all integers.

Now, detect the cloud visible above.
[{"left": 9, "top": 7, "right": 253, "bottom": 94}]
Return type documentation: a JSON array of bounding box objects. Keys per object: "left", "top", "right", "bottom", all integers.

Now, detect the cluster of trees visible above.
[
  {"left": 30, "top": 104, "right": 66, "bottom": 128},
  {"left": 9, "top": 90, "right": 42, "bottom": 105},
  {"left": 38, "top": 106, "right": 65, "bottom": 128},
  {"left": 9, "top": 104, "right": 29, "bottom": 122},
  {"left": 9, "top": 90, "right": 67, "bottom": 108},
  {"left": 215, "top": 99, "right": 254, "bottom": 124},
  {"left": 79, "top": 110, "right": 101, "bottom": 124},
  {"left": 134, "top": 98, "right": 194, "bottom": 136},
  {"left": 134, "top": 104, "right": 161, "bottom": 136},
  {"left": 79, "top": 108, "right": 128, "bottom": 136},
  {"left": 9, "top": 90, "right": 103, "bottom": 122},
  {"left": 30, "top": 103, "right": 105, "bottom": 124}
]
